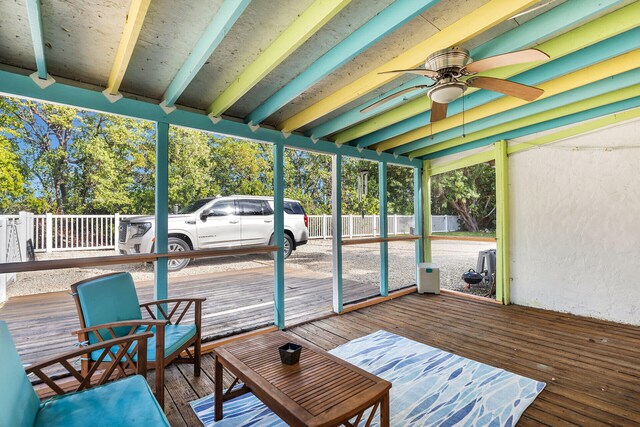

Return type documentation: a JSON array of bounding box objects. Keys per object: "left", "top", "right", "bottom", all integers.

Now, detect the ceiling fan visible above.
[{"left": 362, "top": 47, "right": 549, "bottom": 122}]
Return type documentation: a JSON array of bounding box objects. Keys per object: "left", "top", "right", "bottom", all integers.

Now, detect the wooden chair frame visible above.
[
  {"left": 70, "top": 273, "right": 205, "bottom": 409},
  {"left": 27, "top": 332, "right": 152, "bottom": 396}
]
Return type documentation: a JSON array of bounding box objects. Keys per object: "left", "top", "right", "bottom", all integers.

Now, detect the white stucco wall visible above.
[{"left": 509, "top": 119, "right": 640, "bottom": 325}]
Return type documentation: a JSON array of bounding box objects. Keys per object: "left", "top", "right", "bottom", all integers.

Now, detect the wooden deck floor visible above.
[
  {"left": 162, "top": 293, "right": 640, "bottom": 426},
  {"left": 0, "top": 266, "right": 378, "bottom": 367}
]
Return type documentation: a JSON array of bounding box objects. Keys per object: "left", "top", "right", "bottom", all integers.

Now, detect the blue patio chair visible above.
[
  {"left": 0, "top": 320, "right": 169, "bottom": 427},
  {"left": 70, "top": 271, "right": 205, "bottom": 409}
]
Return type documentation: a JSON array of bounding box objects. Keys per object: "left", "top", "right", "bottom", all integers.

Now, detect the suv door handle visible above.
[
  {"left": 229, "top": 220, "right": 239, "bottom": 224},
  {"left": 264, "top": 219, "right": 273, "bottom": 223}
]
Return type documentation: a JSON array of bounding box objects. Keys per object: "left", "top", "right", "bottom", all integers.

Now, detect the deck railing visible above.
[
  {"left": 306, "top": 214, "right": 458, "bottom": 239},
  {"left": 2, "top": 212, "right": 460, "bottom": 253}
]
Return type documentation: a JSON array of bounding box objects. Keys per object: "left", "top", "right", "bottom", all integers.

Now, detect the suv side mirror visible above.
[{"left": 200, "top": 209, "right": 211, "bottom": 221}]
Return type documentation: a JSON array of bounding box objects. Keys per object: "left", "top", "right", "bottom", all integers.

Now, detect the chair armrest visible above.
[
  {"left": 140, "top": 298, "right": 205, "bottom": 326},
  {"left": 140, "top": 297, "right": 206, "bottom": 307},
  {"left": 26, "top": 332, "right": 153, "bottom": 396},
  {"left": 72, "top": 320, "right": 169, "bottom": 339}
]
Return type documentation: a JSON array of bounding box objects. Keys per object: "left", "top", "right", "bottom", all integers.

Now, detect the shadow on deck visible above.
[
  {"left": 163, "top": 292, "right": 640, "bottom": 426},
  {"left": 0, "top": 266, "right": 379, "bottom": 367}
]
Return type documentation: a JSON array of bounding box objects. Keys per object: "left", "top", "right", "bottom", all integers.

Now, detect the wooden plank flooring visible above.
[
  {"left": 0, "top": 266, "right": 379, "bottom": 367},
  {"left": 163, "top": 293, "right": 640, "bottom": 426}
]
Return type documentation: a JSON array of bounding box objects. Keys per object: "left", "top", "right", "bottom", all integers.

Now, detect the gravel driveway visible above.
[{"left": 6, "top": 240, "right": 496, "bottom": 299}]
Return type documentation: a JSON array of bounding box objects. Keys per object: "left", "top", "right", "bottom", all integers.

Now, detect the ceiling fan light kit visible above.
[{"left": 428, "top": 78, "right": 467, "bottom": 104}]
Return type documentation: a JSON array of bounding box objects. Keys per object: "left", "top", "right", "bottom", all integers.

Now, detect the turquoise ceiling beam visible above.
[
  {"left": 244, "top": 0, "right": 440, "bottom": 126},
  {"left": 0, "top": 69, "right": 419, "bottom": 167},
  {"left": 371, "top": 27, "right": 640, "bottom": 153},
  {"left": 162, "top": 0, "right": 250, "bottom": 110},
  {"left": 396, "top": 67, "right": 640, "bottom": 155},
  {"left": 25, "top": 0, "right": 48, "bottom": 80},
  {"left": 421, "top": 96, "right": 640, "bottom": 159},
  {"left": 308, "top": 0, "right": 623, "bottom": 140}
]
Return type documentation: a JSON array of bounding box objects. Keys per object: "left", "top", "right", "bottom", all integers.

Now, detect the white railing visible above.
[
  {"left": 1, "top": 212, "right": 461, "bottom": 254},
  {"left": 29, "top": 213, "right": 125, "bottom": 253},
  {"left": 308, "top": 214, "right": 459, "bottom": 239},
  {"left": 311, "top": 214, "right": 415, "bottom": 239}
]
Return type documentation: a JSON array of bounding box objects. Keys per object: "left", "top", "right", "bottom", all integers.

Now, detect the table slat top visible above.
[{"left": 214, "top": 332, "right": 391, "bottom": 426}]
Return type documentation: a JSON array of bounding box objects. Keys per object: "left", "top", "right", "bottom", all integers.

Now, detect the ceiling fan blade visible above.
[
  {"left": 430, "top": 101, "right": 448, "bottom": 123},
  {"left": 360, "top": 85, "right": 431, "bottom": 113},
  {"left": 463, "top": 49, "right": 549, "bottom": 74},
  {"left": 378, "top": 68, "right": 439, "bottom": 78},
  {"left": 467, "top": 76, "right": 544, "bottom": 101}
]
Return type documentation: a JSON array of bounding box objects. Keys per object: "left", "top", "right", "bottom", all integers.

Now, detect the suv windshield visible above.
[{"left": 178, "top": 198, "right": 213, "bottom": 214}]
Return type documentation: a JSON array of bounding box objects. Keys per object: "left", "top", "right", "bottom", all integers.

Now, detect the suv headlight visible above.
[{"left": 130, "top": 222, "right": 152, "bottom": 238}]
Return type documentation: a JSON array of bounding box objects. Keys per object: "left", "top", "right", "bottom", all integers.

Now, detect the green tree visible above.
[
  {"left": 168, "top": 127, "right": 217, "bottom": 211},
  {"left": 431, "top": 163, "right": 496, "bottom": 232},
  {"left": 284, "top": 149, "right": 332, "bottom": 215},
  {"left": 0, "top": 96, "right": 420, "bottom": 217}
]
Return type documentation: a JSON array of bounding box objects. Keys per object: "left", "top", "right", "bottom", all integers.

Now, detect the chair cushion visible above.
[
  {"left": 33, "top": 375, "right": 169, "bottom": 427},
  {"left": 0, "top": 321, "right": 40, "bottom": 427},
  {"left": 75, "top": 273, "right": 142, "bottom": 344},
  {"left": 91, "top": 324, "right": 197, "bottom": 362}
]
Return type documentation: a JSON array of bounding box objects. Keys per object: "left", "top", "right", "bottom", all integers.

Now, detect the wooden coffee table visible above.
[{"left": 213, "top": 332, "right": 391, "bottom": 427}]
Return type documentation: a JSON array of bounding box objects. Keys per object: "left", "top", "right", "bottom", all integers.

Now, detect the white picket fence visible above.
[
  {"left": 31, "top": 213, "right": 123, "bottom": 253},
  {"left": 2, "top": 212, "right": 461, "bottom": 254},
  {"left": 307, "top": 214, "right": 459, "bottom": 239}
]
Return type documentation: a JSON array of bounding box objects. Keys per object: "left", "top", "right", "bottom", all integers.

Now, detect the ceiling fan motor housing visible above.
[{"left": 426, "top": 47, "right": 471, "bottom": 75}]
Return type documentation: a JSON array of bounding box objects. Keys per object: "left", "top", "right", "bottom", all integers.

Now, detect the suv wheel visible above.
[
  {"left": 270, "top": 234, "right": 294, "bottom": 260},
  {"left": 168, "top": 237, "right": 190, "bottom": 271}
]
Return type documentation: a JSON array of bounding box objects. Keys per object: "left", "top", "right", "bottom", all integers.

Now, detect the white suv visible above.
[{"left": 118, "top": 195, "right": 309, "bottom": 270}]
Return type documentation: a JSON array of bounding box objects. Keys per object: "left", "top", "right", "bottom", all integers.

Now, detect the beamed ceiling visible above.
[{"left": 0, "top": 0, "right": 638, "bottom": 160}]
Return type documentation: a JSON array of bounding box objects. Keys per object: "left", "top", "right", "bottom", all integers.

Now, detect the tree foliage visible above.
[
  {"left": 2, "top": 96, "right": 489, "bottom": 228},
  {"left": 431, "top": 163, "right": 496, "bottom": 232},
  {"left": 1, "top": 97, "right": 417, "bottom": 216}
]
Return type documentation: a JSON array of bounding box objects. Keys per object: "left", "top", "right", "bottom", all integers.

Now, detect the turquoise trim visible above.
[
  {"left": 273, "top": 142, "right": 285, "bottom": 329},
  {"left": 379, "top": 162, "right": 388, "bottom": 297},
  {"left": 308, "top": 76, "right": 433, "bottom": 139},
  {"left": 155, "top": 122, "right": 169, "bottom": 306},
  {"left": 25, "top": 0, "right": 48, "bottom": 79},
  {"left": 402, "top": 67, "right": 640, "bottom": 153},
  {"left": 332, "top": 154, "right": 343, "bottom": 313},
  {"left": 0, "top": 70, "right": 419, "bottom": 167},
  {"left": 245, "top": 0, "right": 440, "bottom": 125},
  {"left": 413, "top": 167, "right": 423, "bottom": 263},
  {"left": 367, "top": 27, "right": 640, "bottom": 152},
  {"left": 163, "top": 0, "right": 250, "bottom": 107},
  {"left": 308, "top": 0, "right": 624, "bottom": 141},
  {"left": 422, "top": 96, "right": 640, "bottom": 159}
]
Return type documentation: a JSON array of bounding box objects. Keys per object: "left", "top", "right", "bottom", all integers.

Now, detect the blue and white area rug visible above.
[{"left": 191, "top": 330, "right": 545, "bottom": 426}]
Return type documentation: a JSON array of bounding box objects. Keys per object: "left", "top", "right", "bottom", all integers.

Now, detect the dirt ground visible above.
[{"left": 6, "top": 239, "right": 496, "bottom": 299}]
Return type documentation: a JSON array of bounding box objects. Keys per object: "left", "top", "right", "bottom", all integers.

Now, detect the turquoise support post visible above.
[
  {"left": 25, "top": 0, "right": 48, "bottom": 80},
  {"left": 414, "top": 166, "right": 423, "bottom": 264},
  {"left": 379, "top": 162, "right": 388, "bottom": 297},
  {"left": 332, "top": 154, "right": 343, "bottom": 313},
  {"left": 155, "top": 122, "right": 169, "bottom": 316},
  {"left": 273, "top": 142, "right": 285, "bottom": 329}
]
